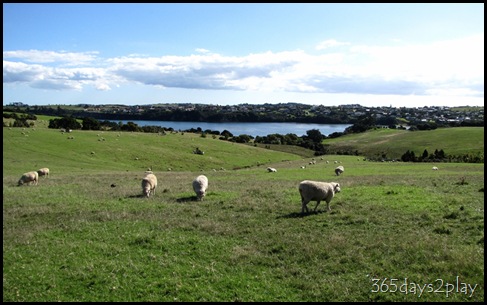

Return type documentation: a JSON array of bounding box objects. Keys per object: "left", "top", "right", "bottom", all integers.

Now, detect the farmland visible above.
[{"left": 2, "top": 121, "right": 484, "bottom": 302}]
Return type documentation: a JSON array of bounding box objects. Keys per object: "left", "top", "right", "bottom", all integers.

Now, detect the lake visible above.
[{"left": 104, "top": 120, "right": 352, "bottom": 137}]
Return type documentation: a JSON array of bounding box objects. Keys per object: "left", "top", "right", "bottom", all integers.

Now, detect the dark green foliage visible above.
[
  {"left": 81, "top": 117, "right": 101, "bottom": 130},
  {"left": 401, "top": 150, "right": 417, "bottom": 162},
  {"left": 48, "top": 116, "right": 82, "bottom": 130},
  {"left": 120, "top": 121, "right": 141, "bottom": 132},
  {"left": 13, "top": 118, "right": 31, "bottom": 128},
  {"left": 344, "top": 114, "right": 376, "bottom": 133}
]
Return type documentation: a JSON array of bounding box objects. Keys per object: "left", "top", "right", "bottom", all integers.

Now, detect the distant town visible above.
[{"left": 4, "top": 102, "right": 485, "bottom": 127}]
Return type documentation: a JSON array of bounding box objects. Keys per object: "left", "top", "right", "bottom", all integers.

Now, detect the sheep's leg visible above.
[
  {"left": 301, "top": 199, "right": 309, "bottom": 214},
  {"left": 313, "top": 201, "right": 321, "bottom": 212}
]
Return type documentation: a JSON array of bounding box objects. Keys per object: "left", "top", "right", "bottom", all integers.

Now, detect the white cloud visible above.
[
  {"left": 3, "top": 34, "right": 484, "bottom": 100},
  {"left": 315, "top": 39, "right": 350, "bottom": 50},
  {"left": 195, "top": 48, "right": 210, "bottom": 54},
  {"left": 95, "top": 82, "right": 111, "bottom": 91}
]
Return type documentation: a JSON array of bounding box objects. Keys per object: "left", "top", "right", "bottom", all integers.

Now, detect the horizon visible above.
[
  {"left": 3, "top": 3, "right": 484, "bottom": 108},
  {"left": 7, "top": 101, "right": 484, "bottom": 110}
]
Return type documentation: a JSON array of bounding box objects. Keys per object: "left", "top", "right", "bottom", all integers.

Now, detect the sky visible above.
[{"left": 3, "top": 3, "right": 484, "bottom": 108}]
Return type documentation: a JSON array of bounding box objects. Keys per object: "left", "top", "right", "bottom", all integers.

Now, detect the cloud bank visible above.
[{"left": 3, "top": 34, "right": 484, "bottom": 99}]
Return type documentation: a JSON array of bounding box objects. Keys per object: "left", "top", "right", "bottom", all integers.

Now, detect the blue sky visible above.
[{"left": 3, "top": 3, "right": 484, "bottom": 107}]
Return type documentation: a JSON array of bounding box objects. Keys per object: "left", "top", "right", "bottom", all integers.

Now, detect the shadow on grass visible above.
[
  {"left": 277, "top": 210, "right": 328, "bottom": 219},
  {"left": 126, "top": 188, "right": 171, "bottom": 199},
  {"left": 127, "top": 194, "right": 150, "bottom": 198},
  {"left": 176, "top": 195, "right": 199, "bottom": 203}
]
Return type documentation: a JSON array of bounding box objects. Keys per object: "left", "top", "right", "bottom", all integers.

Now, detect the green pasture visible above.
[
  {"left": 323, "top": 127, "right": 484, "bottom": 160},
  {"left": 3, "top": 127, "right": 302, "bottom": 175},
  {"left": 3, "top": 124, "right": 484, "bottom": 302}
]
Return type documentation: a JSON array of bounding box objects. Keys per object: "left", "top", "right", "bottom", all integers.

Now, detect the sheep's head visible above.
[
  {"left": 333, "top": 182, "right": 341, "bottom": 193},
  {"left": 196, "top": 190, "right": 206, "bottom": 200},
  {"left": 143, "top": 186, "right": 151, "bottom": 197}
]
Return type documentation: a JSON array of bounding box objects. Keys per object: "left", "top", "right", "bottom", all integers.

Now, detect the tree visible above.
[
  {"left": 121, "top": 122, "right": 140, "bottom": 132},
  {"left": 81, "top": 117, "right": 101, "bottom": 130},
  {"left": 220, "top": 130, "right": 233, "bottom": 139},
  {"left": 48, "top": 116, "right": 81, "bottom": 130},
  {"left": 305, "top": 129, "right": 324, "bottom": 144},
  {"left": 401, "top": 150, "right": 417, "bottom": 162},
  {"left": 434, "top": 149, "right": 446, "bottom": 159}
]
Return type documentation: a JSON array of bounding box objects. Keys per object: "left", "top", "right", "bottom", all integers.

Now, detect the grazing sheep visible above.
[
  {"left": 193, "top": 175, "right": 209, "bottom": 201},
  {"left": 141, "top": 173, "right": 157, "bottom": 198},
  {"left": 37, "top": 167, "right": 49, "bottom": 177},
  {"left": 18, "top": 171, "right": 39, "bottom": 186},
  {"left": 335, "top": 165, "right": 345, "bottom": 176},
  {"left": 298, "top": 180, "right": 341, "bottom": 214},
  {"left": 267, "top": 167, "right": 277, "bottom": 173},
  {"left": 432, "top": 166, "right": 439, "bottom": 170}
]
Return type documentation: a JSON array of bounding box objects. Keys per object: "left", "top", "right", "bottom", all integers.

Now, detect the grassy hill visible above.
[
  {"left": 3, "top": 127, "right": 303, "bottom": 176},
  {"left": 2, "top": 118, "right": 484, "bottom": 302},
  {"left": 323, "top": 127, "right": 484, "bottom": 160}
]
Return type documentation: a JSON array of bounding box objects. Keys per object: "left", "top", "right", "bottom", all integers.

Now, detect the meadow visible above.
[
  {"left": 2, "top": 122, "right": 484, "bottom": 302},
  {"left": 322, "top": 127, "right": 484, "bottom": 160}
]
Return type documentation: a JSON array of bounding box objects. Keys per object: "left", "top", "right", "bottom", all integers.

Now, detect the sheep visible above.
[
  {"left": 18, "top": 171, "right": 39, "bottom": 186},
  {"left": 298, "top": 180, "right": 341, "bottom": 214},
  {"left": 192, "top": 175, "right": 209, "bottom": 201},
  {"left": 141, "top": 173, "right": 157, "bottom": 198},
  {"left": 37, "top": 167, "right": 49, "bottom": 178},
  {"left": 267, "top": 167, "right": 277, "bottom": 173},
  {"left": 432, "top": 166, "right": 439, "bottom": 170},
  {"left": 335, "top": 165, "right": 345, "bottom": 176}
]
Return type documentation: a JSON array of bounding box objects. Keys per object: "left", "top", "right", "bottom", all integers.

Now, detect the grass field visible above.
[
  {"left": 323, "top": 127, "right": 484, "bottom": 160},
  {"left": 2, "top": 121, "right": 484, "bottom": 302}
]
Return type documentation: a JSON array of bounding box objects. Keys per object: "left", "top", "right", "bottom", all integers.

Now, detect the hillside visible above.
[
  {"left": 322, "top": 127, "right": 484, "bottom": 160},
  {"left": 4, "top": 112, "right": 484, "bottom": 164},
  {"left": 3, "top": 127, "right": 304, "bottom": 176}
]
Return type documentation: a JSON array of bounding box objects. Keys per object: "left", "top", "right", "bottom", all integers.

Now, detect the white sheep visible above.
[
  {"left": 193, "top": 175, "right": 209, "bottom": 201},
  {"left": 335, "top": 165, "right": 345, "bottom": 176},
  {"left": 432, "top": 166, "right": 439, "bottom": 170},
  {"left": 141, "top": 173, "right": 157, "bottom": 198},
  {"left": 18, "top": 171, "right": 39, "bottom": 186},
  {"left": 298, "top": 180, "right": 341, "bottom": 214},
  {"left": 267, "top": 167, "right": 277, "bottom": 173},
  {"left": 37, "top": 167, "right": 49, "bottom": 178}
]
